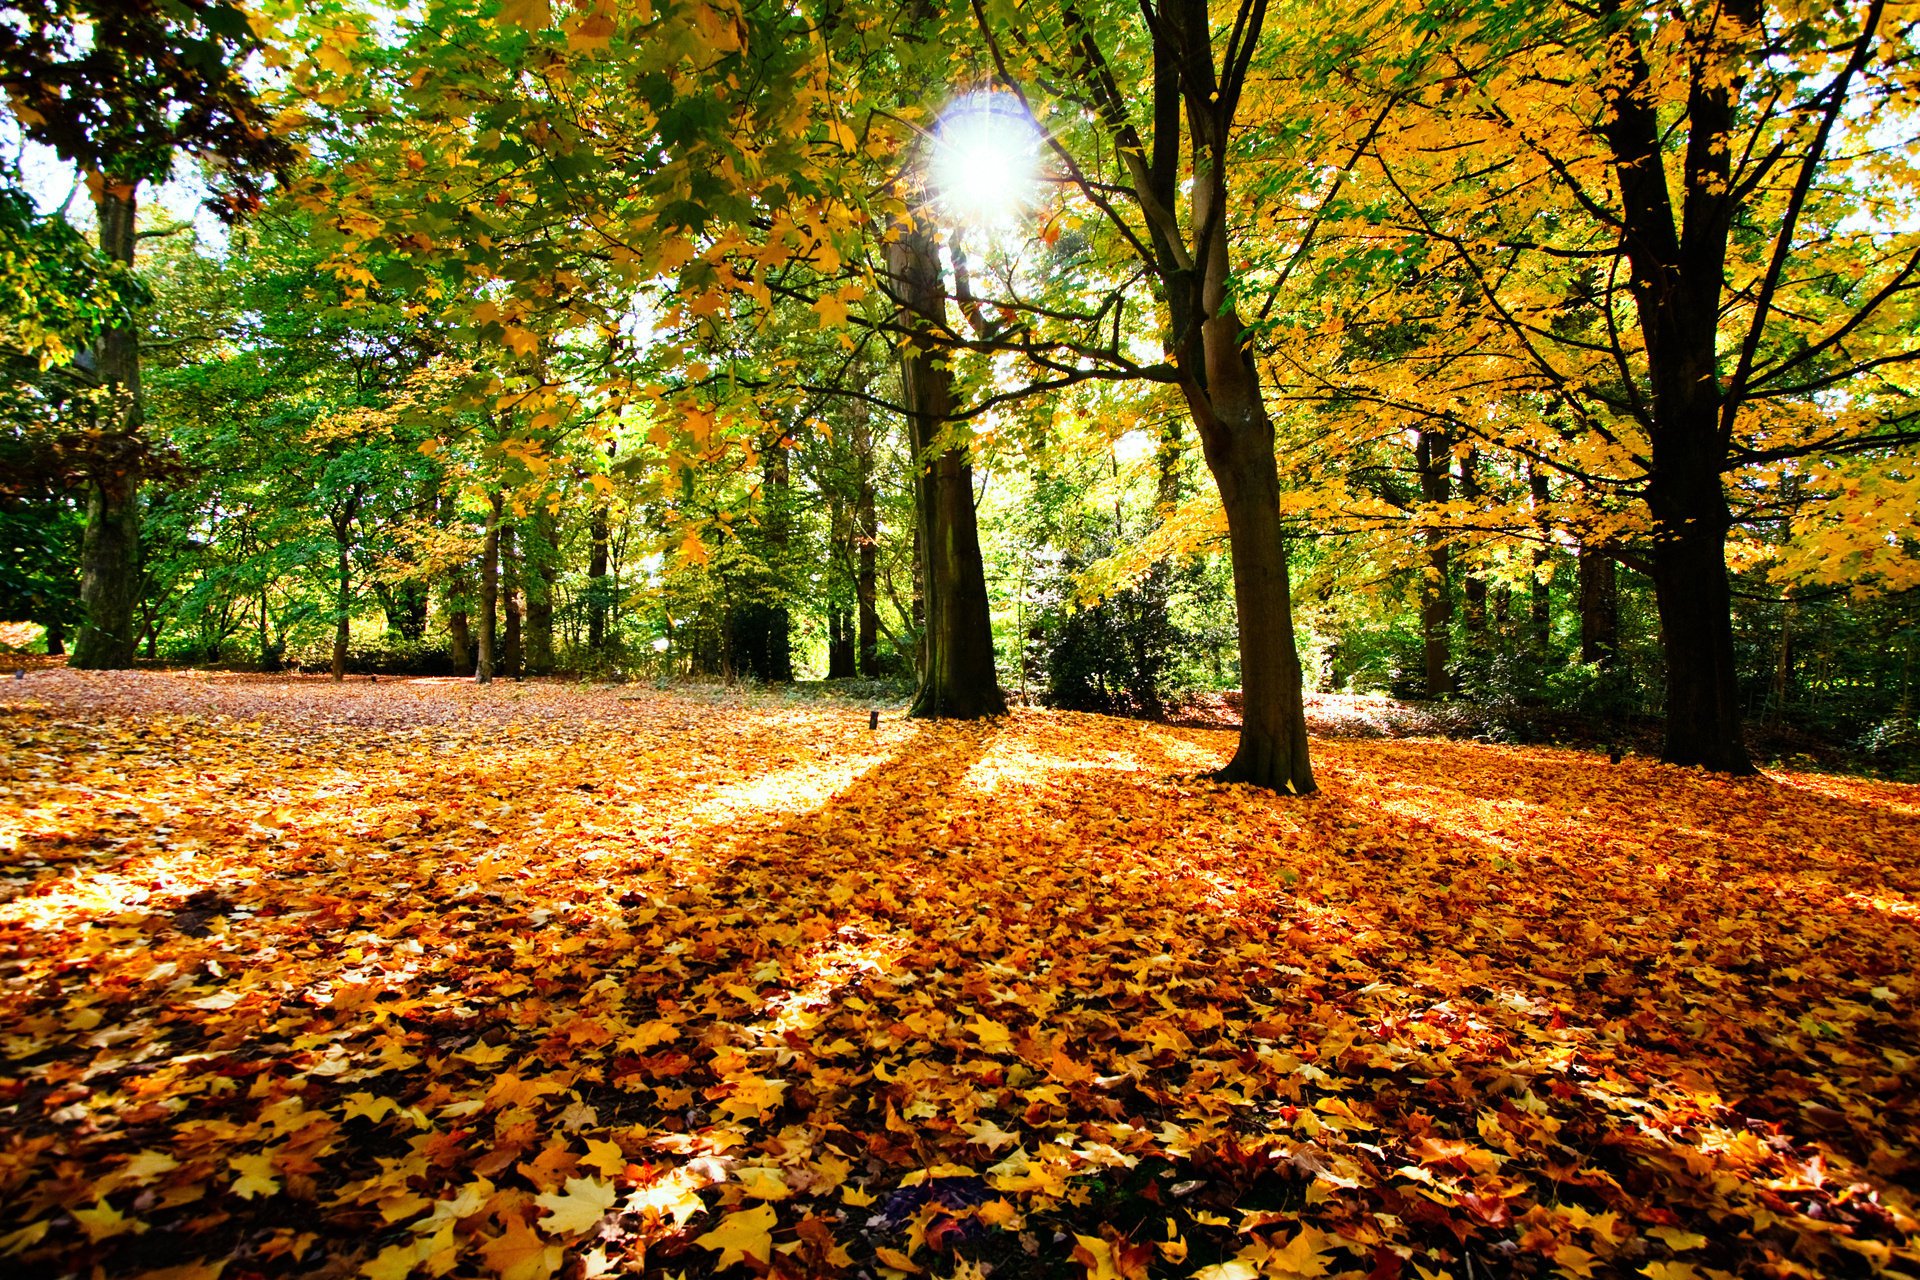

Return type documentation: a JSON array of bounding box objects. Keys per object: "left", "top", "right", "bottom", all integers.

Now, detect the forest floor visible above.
[{"left": 2, "top": 670, "right": 1917, "bottom": 1280}]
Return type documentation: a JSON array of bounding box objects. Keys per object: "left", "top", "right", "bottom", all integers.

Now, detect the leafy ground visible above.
[{"left": 2, "top": 673, "right": 1917, "bottom": 1280}]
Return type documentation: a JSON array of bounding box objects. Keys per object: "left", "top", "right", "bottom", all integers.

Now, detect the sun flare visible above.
[{"left": 929, "top": 90, "right": 1041, "bottom": 228}]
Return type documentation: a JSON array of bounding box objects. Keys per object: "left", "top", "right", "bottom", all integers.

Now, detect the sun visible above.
[{"left": 929, "top": 91, "right": 1042, "bottom": 229}]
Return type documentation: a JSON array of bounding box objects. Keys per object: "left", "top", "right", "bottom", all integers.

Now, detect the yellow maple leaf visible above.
[
  {"left": 493, "top": 0, "right": 550, "bottom": 30},
  {"left": 534, "top": 1176, "right": 616, "bottom": 1236},
  {"left": 72, "top": 1200, "right": 143, "bottom": 1242},
  {"left": 230, "top": 1153, "right": 280, "bottom": 1200},
  {"left": 693, "top": 1203, "right": 777, "bottom": 1269},
  {"left": 813, "top": 294, "right": 848, "bottom": 328},
  {"left": 480, "top": 1217, "right": 562, "bottom": 1280},
  {"left": 734, "top": 1166, "right": 791, "bottom": 1200},
  {"left": 578, "top": 1138, "right": 626, "bottom": 1178}
]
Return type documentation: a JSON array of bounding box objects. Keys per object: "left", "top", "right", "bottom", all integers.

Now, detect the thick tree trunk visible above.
[
  {"left": 1527, "top": 467, "right": 1552, "bottom": 658},
  {"left": 1600, "top": 9, "right": 1755, "bottom": 772},
  {"left": 1195, "top": 414, "right": 1315, "bottom": 793},
  {"left": 502, "top": 523, "right": 523, "bottom": 679},
  {"left": 71, "top": 183, "right": 142, "bottom": 670},
  {"left": 329, "top": 503, "right": 356, "bottom": 682},
  {"left": 1160, "top": 0, "right": 1314, "bottom": 793},
  {"left": 449, "top": 608, "right": 472, "bottom": 673},
  {"left": 765, "top": 443, "right": 795, "bottom": 682},
  {"left": 1578, "top": 544, "right": 1617, "bottom": 666},
  {"left": 587, "top": 505, "right": 610, "bottom": 651},
  {"left": 526, "top": 508, "right": 556, "bottom": 674},
  {"left": 888, "top": 226, "right": 1003, "bottom": 719},
  {"left": 257, "top": 590, "right": 276, "bottom": 670},
  {"left": 1457, "top": 447, "right": 1486, "bottom": 636},
  {"left": 1415, "top": 430, "right": 1452, "bottom": 696},
  {"left": 827, "top": 608, "right": 856, "bottom": 678},
  {"left": 477, "top": 493, "right": 501, "bottom": 684},
  {"left": 1647, "top": 472, "right": 1752, "bottom": 771},
  {"left": 855, "top": 413, "right": 881, "bottom": 678}
]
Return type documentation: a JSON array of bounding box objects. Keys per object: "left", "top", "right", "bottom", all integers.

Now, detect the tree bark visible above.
[
  {"left": 1578, "top": 544, "right": 1617, "bottom": 667},
  {"left": 765, "top": 441, "right": 795, "bottom": 682},
  {"left": 71, "top": 182, "right": 142, "bottom": 670},
  {"left": 587, "top": 504, "right": 610, "bottom": 651},
  {"left": 888, "top": 225, "right": 1003, "bottom": 719},
  {"left": 502, "top": 521, "right": 523, "bottom": 679},
  {"left": 1159, "top": 0, "right": 1313, "bottom": 792},
  {"left": 477, "top": 493, "right": 501, "bottom": 684},
  {"left": 526, "top": 507, "right": 556, "bottom": 674},
  {"left": 1599, "top": 4, "right": 1756, "bottom": 772},
  {"left": 329, "top": 501, "right": 356, "bottom": 682},
  {"left": 1416, "top": 429, "right": 1453, "bottom": 696},
  {"left": 854, "top": 402, "right": 882, "bottom": 677},
  {"left": 1648, "top": 469, "right": 1750, "bottom": 770},
  {"left": 1527, "top": 467, "right": 1552, "bottom": 658},
  {"left": 1457, "top": 447, "right": 1487, "bottom": 636}
]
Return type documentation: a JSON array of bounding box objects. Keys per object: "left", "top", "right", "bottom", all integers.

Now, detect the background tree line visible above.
[{"left": 2, "top": 0, "right": 1915, "bottom": 784}]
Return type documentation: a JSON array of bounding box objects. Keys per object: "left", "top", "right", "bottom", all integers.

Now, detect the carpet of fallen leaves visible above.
[{"left": 3, "top": 672, "right": 1918, "bottom": 1280}]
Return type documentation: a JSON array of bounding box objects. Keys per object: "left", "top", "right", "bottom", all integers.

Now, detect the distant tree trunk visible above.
[
  {"left": 71, "top": 181, "right": 142, "bottom": 671},
  {"left": 1578, "top": 545, "right": 1618, "bottom": 667},
  {"left": 765, "top": 442, "right": 794, "bottom": 682},
  {"left": 888, "top": 225, "right": 1003, "bottom": 719},
  {"left": 1770, "top": 595, "right": 1793, "bottom": 721},
  {"left": 477, "top": 493, "right": 501, "bottom": 684},
  {"left": 449, "top": 606, "right": 472, "bottom": 673},
  {"left": 329, "top": 501, "right": 356, "bottom": 682},
  {"left": 1528, "top": 466, "right": 1552, "bottom": 658},
  {"left": 1456, "top": 447, "right": 1487, "bottom": 637},
  {"left": 1415, "top": 429, "right": 1453, "bottom": 697},
  {"left": 587, "top": 504, "right": 610, "bottom": 651},
  {"left": 502, "top": 522, "right": 523, "bottom": 679},
  {"left": 827, "top": 608, "right": 856, "bottom": 678},
  {"left": 44, "top": 615, "right": 65, "bottom": 657},
  {"left": 854, "top": 404, "right": 881, "bottom": 678},
  {"left": 525, "top": 508, "right": 556, "bottom": 674},
  {"left": 256, "top": 590, "right": 275, "bottom": 670}
]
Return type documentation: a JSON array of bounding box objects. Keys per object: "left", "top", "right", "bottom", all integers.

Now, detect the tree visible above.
[
  {"left": 1, "top": 0, "right": 292, "bottom": 668},
  {"left": 1292, "top": 0, "right": 1920, "bottom": 772},
  {"left": 888, "top": 222, "right": 1005, "bottom": 718}
]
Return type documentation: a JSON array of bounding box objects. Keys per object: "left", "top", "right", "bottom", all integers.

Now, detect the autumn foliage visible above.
[{"left": 1, "top": 674, "right": 1916, "bottom": 1279}]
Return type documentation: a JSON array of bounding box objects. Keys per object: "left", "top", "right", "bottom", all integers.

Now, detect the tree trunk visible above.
[
  {"left": 71, "top": 181, "right": 142, "bottom": 670},
  {"left": 1194, "top": 414, "right": 1316, "bottom": 793},
  {"left": 1416, "top": 429, "right": 1452, "bottom": 696},
  {"left": 257, "top": 590, "right": 275, "bottom": 670},
  {"left": 1155, "top": 0, "right": 1313, "bottom": 793},
  {"left": 587, "top": 503, "right": 610, "bottom": 651},
  {"left": 330, "top": 508, "right": 353, "bottom": 682},
  {"left": 1578, "top": 544, "right": 1617, "bottom": 667},
  {"left": 1599, "top": 8, "right": 1755, "bottom": 772},
  {"left": 1527, "top": 467, "right": 1552, "bottom": 658},
  {"left": 1457, "top": 447, "right": 1486, "bottom": 636},
  {"left": 449, "top": 607, "right": 472, "bottom": 673},
  {"left": 477, "top": 493, "right": 501, "bottom": 684},
  {"left": 828, "top": 608, "right": 856, "bottom": 678},
  {"left": 854, "top": 405, "right": 881, "bottom": 678},
  {"left": 502, "top": 521, "right": 523, "bottom": 679},
  {"left": 765, "top": 442, "right": 795, "bottom": 682},
  {"left": 1649, "top": 532, "right": 1750, "bottom": 770},
  {"left": 888, "top": 226, "right": 1003, "bottom": 719},
  {"left": 45, "top": 614, "right": 65, "bottom": 657},
  {"left": 526, "top": 507, "right": 557, "bottom": 674}
]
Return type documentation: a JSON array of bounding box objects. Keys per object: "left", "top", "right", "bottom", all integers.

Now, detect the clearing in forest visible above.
[{"left": 1, "top": 673, "right": 1917, "bottom": 1280}]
